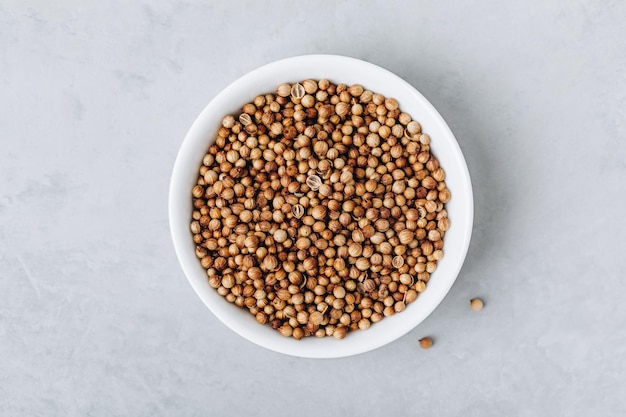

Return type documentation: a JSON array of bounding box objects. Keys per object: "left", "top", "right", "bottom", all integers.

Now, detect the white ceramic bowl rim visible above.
[{"left": 169, "top": 54, "right": 473, "bottom": 358}]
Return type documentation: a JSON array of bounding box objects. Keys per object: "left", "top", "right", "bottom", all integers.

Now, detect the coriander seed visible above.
[
  {"left": 306, "top": 175, "right": 323, "bottom": 191},
  {"left": 239, "top": 113, "right": 252, "bottom": 126},
  {"left": 292, "top": 204, "right": 305, "bottom": 219},
  {"left": 419, "top": 337, "right": 433, "bottom": 349},
  {"left": 392, "top": 255, "right": 405, "bottom": 268},
  {"left": 470, "top": 298, "right": 484, "bottom": 311},
  {"left": 291, "top": 83, "right": 305, "bottom": 99},
  {"left": 333, "top": 327, "right": 347, "bottom": 340}
]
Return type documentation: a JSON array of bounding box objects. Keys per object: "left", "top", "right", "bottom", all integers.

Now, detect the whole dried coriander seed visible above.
[
  {"left": 190, "top": 80, "right": 451, "bottom": 339},
  {"left": 470, "top": 298, "right": 484, "bottom": 311},
  {"left": 419, "top": 337, "right": 433, "bottom": 349}
]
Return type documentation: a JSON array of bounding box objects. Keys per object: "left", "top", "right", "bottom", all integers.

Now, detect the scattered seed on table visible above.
[
  {"left": 470, "top": 298, "right": 484, "bottom": 311},
  {"left": 419, "top": 337, "right": 433, "bottom": 349}
]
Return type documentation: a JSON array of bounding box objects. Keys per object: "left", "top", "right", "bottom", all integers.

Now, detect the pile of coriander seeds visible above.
[{"left": 190, "top": 79, "right": 451, "bottom": 340}]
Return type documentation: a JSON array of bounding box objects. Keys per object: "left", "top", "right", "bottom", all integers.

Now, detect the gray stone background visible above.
[{"left": 1, "top": 1, "right": 625, "bottom": 415}]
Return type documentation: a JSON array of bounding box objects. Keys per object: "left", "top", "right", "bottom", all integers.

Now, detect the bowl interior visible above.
[{"left": 169, "top": 55, "right": 473, "bottom": 358}]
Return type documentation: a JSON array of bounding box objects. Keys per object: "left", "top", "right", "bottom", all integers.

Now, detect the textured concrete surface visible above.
[{"left": 1, "top": 1, "right": 625, "bottom": 415}]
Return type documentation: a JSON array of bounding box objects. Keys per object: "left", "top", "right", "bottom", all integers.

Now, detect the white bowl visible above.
[{"left": 169, "top": 54, "right": 473, "bottom": 358}]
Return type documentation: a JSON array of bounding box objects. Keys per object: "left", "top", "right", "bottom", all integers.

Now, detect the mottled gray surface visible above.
[{"left": 1, "top": 1, "right": 625, "bottom": 415}]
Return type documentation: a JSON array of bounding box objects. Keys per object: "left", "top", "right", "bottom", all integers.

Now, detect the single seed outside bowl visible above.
[
  {"left": 470, "top": 298, "right": 484, "bottom": 311},
  {"left": 419, "top": 337, "right": 433, "bottom": 349}
]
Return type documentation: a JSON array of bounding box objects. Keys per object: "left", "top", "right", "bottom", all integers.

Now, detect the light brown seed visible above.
[
  {"left": 392, "top": 255, "right": 405, "bottom": 268},
  {"left": 419, "top": 337, "right": 433, "bottom": 349},
  {"left": 439, "top": 188, "right": 451, "bottom": 203},
  {"left": 239, "top": 113, "right": 252, "bottom": 126},
  {"left": 358, "top": 318, "right": 370, "bottom": 330},
  {"left": 363, "top": 279, "right": 376, "bottom": 292},
  {"left": 398, "top": 230, "right": 414, "bottom": 245},
  {"left": 374, "top": 219, "right": 390, "bottom": 232},
  {"left": 394, "top": 301, "right": 406, "bottom": 313},
  {"left": 407, "top": 121, "right": 421, "bottom": 135},
  {"left": 276, "top": 83, "right": 291, "bottom": 97},
  {"left": 310, "top": 311, "right": 324, "bottom": 325},
  {"left": 333, "top": 327, "right": 347, "bottom": 340},
  {"left": 348, "top": 244, "right": 363, "bottom": 258},
  {"left": 428, "top": 230, "right": 441, "bottom": 241},
  {"left": 311, "top": 205, "right": 327, "bottom": 220},
  {"left": 302, "top": 79, "right": 318, "bottom": 94},
  {"left": 247, "top": 267, "right": 262, "bottom": 280},
  {"left": 352, "top": 229, "right": 365, "bottom": 243},
  {"left": 292, "top": 204, "right": 305, "bottom": 219},
  {"left": 405, "top": 289, "right": 418, "bottom": 303},
  {"left": 262, "top": 255, "right": 278, "bottom": 271},
  {"left": 306, "top": 175, "right": 323, "bottom": 190},
  {"left": 295, "top": 237, "right": 311, "bottom": 250},
  {"left": 335, "top": 102, "right": 350, "bottom": 117},
  {"left": 348, "top": 84, "right": 364, "bottom": 97},
  {"left": 400, "top": 273, "right": 413, "bottom": 286},
  {"left": 291, "top": 83, "right": 305, "bottom": 99},
  {"left": 319, "top": 184, "right": 332, "bottom": 197},
  {"left": 470, "top": 298, "right": 484, "bottom": 311},
  {"left": 356, "top": 258, "right": 370, "bottom": 271}
]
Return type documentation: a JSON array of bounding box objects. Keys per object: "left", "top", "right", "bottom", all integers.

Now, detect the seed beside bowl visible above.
[
  {"left": 419, "top": 337, "right": 433, "bottom": 349},
  {"left": 470, "top": 298, "right": 484, "bottom": 311}
]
